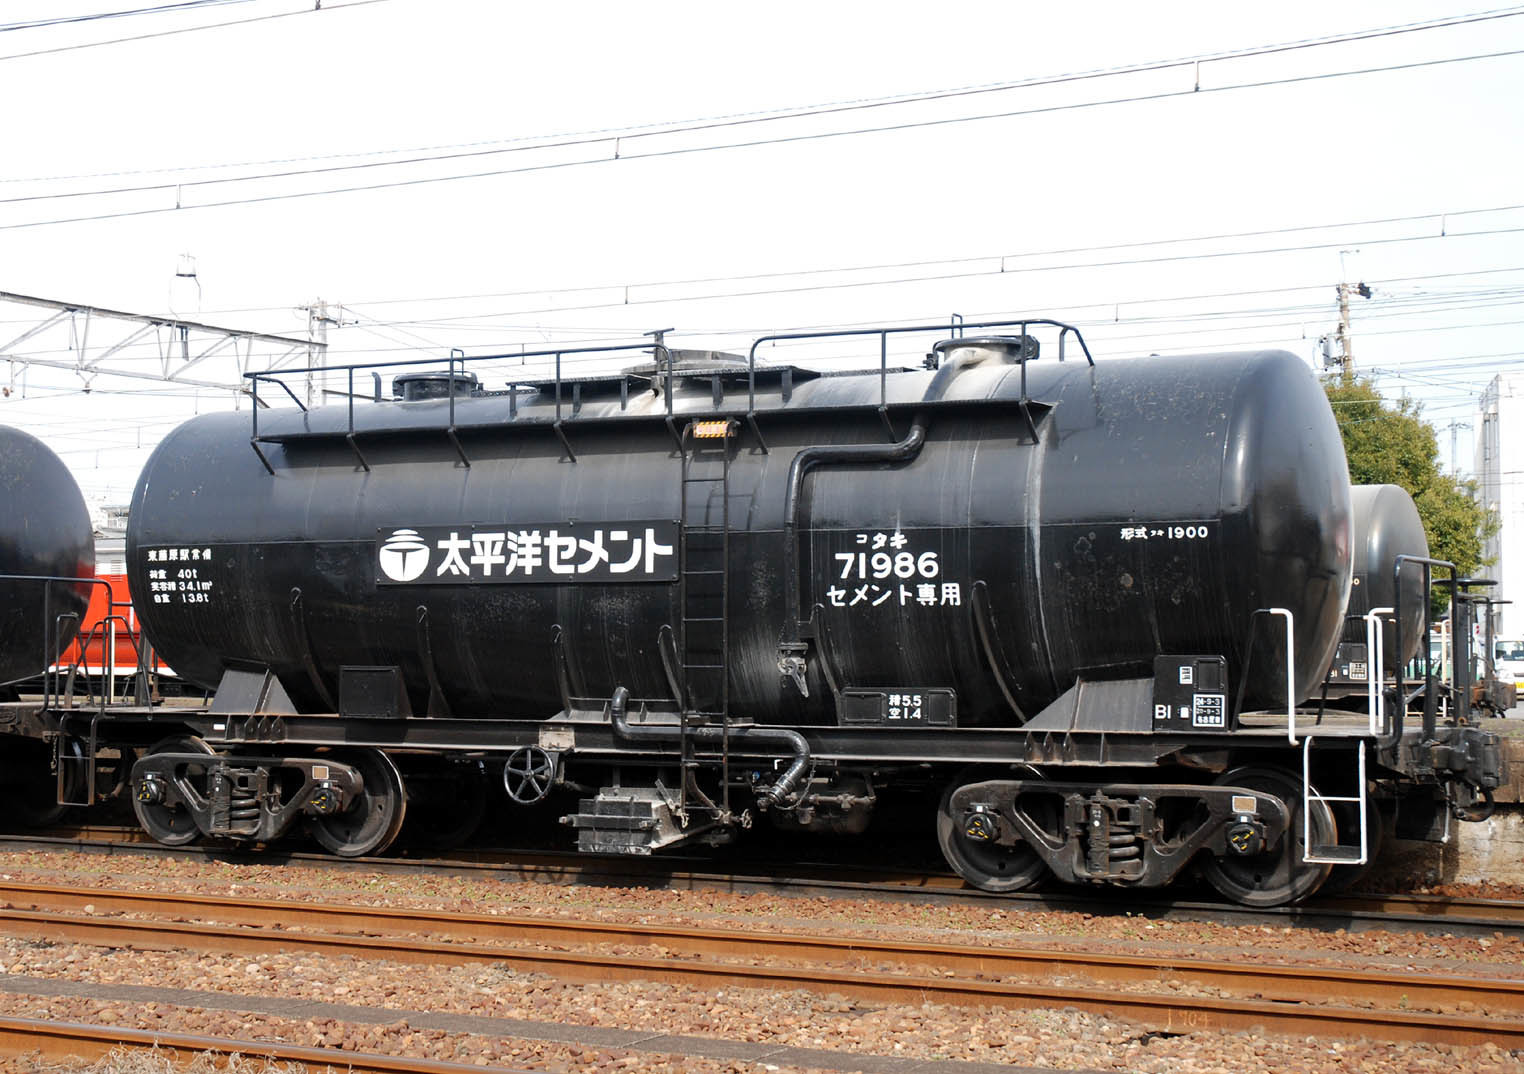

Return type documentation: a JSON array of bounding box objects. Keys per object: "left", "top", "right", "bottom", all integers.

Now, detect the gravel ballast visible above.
[{"left": 0, "top": 848, "right": 1517, "bottom": 1073}]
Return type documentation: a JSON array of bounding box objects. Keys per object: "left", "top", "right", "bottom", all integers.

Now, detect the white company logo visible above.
[
  {"left": 375, "top": 521, "right": 681, "bottom": 585},
  {"left": 378, "top": 528, "right": 431, "bottom": 582}
]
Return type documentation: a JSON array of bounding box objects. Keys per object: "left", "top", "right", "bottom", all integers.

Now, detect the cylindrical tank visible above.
[
  {"left": 127, "top": 347, "right": 1351, "bottom": 722},
  {"left": 1344, "top": 483, "right": 1429, "bottom": 670},
  {"left": 0, "top": 426, "right": 95, "bottom": 684}
]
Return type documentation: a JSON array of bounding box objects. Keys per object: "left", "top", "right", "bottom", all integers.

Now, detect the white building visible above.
[{"left": 1476, "top": 373, "right": 1524, "bottom": 639}]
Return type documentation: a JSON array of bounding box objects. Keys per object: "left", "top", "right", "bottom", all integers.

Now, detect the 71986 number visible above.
[{"left": 836, "top": 551, "right": 941, "bottom": 580}]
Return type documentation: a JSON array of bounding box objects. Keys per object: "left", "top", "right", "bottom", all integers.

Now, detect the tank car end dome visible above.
[
  {"left": 0, "top": 425, "right": 95, "bottom": 683},
  {"left": 1347, "top": 483, "right": 1429, "bottom": 671}
]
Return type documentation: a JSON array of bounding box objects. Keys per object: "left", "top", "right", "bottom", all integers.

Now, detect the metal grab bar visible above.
[
  {"left": 66, "top": 611, "right": 147, "bottom": 707},
  {"left": 1264, "top": 608, "right": 1297, "bottom": 743},
  {"left": 1388, "top": 554, "right": 1456, "bottom": 750},
  {"left": 1231, "top": 607, "right": 1295, "bottom": 738},
  {"left": 1364, "top": 607, "right": 1394, "bottom": 737}
]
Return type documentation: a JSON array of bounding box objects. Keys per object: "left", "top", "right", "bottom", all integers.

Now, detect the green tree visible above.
[{"left": 1323, "top": 374, "right": 1498, "bottom": 584}]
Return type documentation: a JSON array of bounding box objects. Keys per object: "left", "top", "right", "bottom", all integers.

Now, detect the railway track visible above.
[
  {"left": 0, "top": 879, "right": 1519, "bottom": 1047},
  {"left": 3, "top": 828, "right": 1521, "bottom": 935},
  {"left": 0, "top": 1014, "right": 536, "bottom": 1074}
]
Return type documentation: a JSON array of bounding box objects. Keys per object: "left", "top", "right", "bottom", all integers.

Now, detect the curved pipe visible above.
[
  {"left": 781, "top": 416, "right": 928, "bottom": 647},
  {"left": 608, "top": 686, "right": 811, "bottom": 808}
]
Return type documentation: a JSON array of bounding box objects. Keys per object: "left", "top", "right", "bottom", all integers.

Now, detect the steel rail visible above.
[
  {"left": 0, "top": 884, "right": 1520, "bottom": 1045},
  {"left": 0, "top": 1014, "right": 532, "bottom": 1074},
  {"left": 1322, "top": 891, "right": 1524, "bottom": 925},
  {"left": 2, "top": 830, "right": 1522, "bottom": 931}
]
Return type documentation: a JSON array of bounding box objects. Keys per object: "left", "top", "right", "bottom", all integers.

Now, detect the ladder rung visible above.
[
  {"left": 683, "top": 616, "right": 726, "bottom": 623},
  {"left": 682, "top": 568, "right": 726, "bottom": 576},
  {"left": 683, "top": 662, "right": 726, "bottom": 670},
  {"left": 682, "top": 475, "right": 729, "bottom": 483},
  {"left": 1306, "top": 845, "right": 1366, "bottom": 864}
]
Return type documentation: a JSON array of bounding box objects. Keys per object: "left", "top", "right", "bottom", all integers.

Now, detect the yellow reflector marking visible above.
[{"left": 693, "top": 420, "right": 732, "bottom": 439}]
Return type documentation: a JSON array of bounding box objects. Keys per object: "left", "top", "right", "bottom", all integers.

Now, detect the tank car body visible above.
[
  {"left": 0, "top": 425, "right": 94, "bottom": 686},
  {"left": 128, "top": 342, "right": 1351, "bottom": 720},
  {"left": 89, "top": 320, "right": 1500, "bottom": 905},
  {"left": 1321, "top": 484, "right": 1428, "bottom": 696}
]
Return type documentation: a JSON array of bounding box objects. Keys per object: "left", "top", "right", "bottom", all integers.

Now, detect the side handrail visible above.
[
  {"left": 1364, "top": 607, "right": 1394, "bottom": 737},
  {"left": 1387, "top": 554, "right": 1455, "bottom": 750},
  {"left": 0, "top": 574, "right": 122, "bottom": 710},
  {"left": 1267, "top": 608, "right": 1298, "bottom": 743},
  {"left": 65, "top": 612, "right": 146, "bottom": 708},
  {"left": 1231, "top": 607, "right": 1295, "bottom": 740}
]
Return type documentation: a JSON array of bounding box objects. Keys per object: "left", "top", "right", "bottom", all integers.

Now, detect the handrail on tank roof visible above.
[
  {"left": 242, "top": 318, "right": 1092, "bottom": 468},
  {"left": 246, "top": 339, "right": 672, "bottom": 472},
  {"left": 744, "top": 316, "right": 1093, "bottom": 419}
]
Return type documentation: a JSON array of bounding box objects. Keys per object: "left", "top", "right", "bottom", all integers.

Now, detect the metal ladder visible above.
[
  {"left": 1301, "top": 736, "right": 1369, "bottom": 865},
  {"left": 677, "top": 419, "right": 736, "bottom": 820}
]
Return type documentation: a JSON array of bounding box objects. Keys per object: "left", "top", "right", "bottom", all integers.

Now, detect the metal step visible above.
[
  {"left": 1307, "top": 844, "right": 1366, "bottom": 864},
  {"left": 1302, "top": 736, "right": 1369, "bottom": 866}
]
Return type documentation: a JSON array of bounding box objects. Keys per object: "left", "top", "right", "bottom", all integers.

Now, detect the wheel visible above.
[
  {"left": 131, "top": 736, "right": 214, "bottom": 846},
  {"left": 11, "top": 739, "right": 83, "bottom": 828},
  {"left": 1201, "top": 765, "right": 1334, "bottom": 907},
  {"left": 502, "top": 746, "right": 557, "bottom": 804},
  {"left": 935, "top": 776, "right": 1049, "bottom": 893},
  {"left": 305, "top": 748, "right": 407, "bottom": 858}
]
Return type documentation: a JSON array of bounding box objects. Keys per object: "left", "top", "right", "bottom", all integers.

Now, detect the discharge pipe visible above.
[{"left": 609, "top": 685, "right": 811, "bottom": 808}]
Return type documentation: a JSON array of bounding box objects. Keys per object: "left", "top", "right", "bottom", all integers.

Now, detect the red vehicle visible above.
[{"left": 52, "top": 535, "right": 175, "bottom": 697}]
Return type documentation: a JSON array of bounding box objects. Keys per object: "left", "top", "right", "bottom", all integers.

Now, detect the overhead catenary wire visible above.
[
  {"left": 295, "top": 224, "right": 1524, "bottom": 326},
  {"left": 4, "top": 5, "right": 1521, "bottom": 188},
  {"left": 0, "top": 0, "right": 390, "bottom": 63},
  {"left": 6, "top": 249, "right": 1519, "bottom": 456},
  {"left": 170, "top": 205, "right": 1523, "bottom": 314},
  {"left": 68, "top": 260, "right": 1516, "bottom": 327},
  {"left": 0, "top": 0, "right": 263, "bottom": 34},
  {"left": 4, "top": 44, "right": 1524, "bottom": 230},
  {"left": 7, "top": 259, "right": 1522, "bottom": 364},
  {"left": 10, "top": 291, "right": 1520, "bottom": 365}
]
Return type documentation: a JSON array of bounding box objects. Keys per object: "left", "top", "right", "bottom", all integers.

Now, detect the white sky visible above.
[{"left": 1, "top": 0, "right": 1521, "bottom": 508}]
